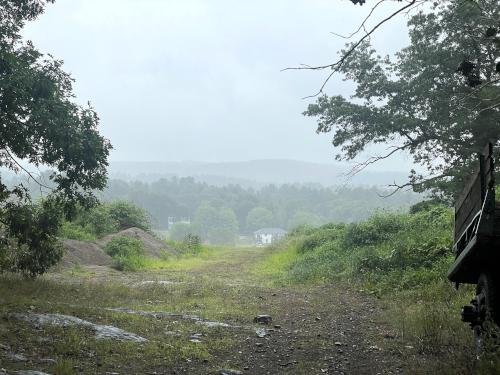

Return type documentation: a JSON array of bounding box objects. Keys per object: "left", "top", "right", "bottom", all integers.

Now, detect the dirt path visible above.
[{"left": 0, "top": 247, "right": 405, "bottom": 375}]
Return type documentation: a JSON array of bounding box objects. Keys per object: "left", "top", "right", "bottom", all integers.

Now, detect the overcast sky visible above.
[{"left": 24, "top": 0, "right": 412, "bottom": 170}]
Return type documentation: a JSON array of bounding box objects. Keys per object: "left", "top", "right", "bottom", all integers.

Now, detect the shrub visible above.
[
  {"left": 183, "top": 233, "right": 202, "bottom": 253},
  {"left": 59, "top": 200, "right": 151, "bottom": 241},
  {"left": 104, "top": 237, "right": 146, "bottom": 271},
  {"left": 1, "top": 198, "right": 63, "bottom": 277},
  {"left": 261, "top": 205, "right": 454, "bottom": 291},
  {"left": 106, "top": 201, "right": 151, "bottom": 231},
  {"left": 59, "top": 221, "right": 96, "bottom": 241}
]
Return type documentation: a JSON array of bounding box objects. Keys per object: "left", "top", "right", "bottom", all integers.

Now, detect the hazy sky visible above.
[{"left": 24, "top": 0, "right": 412, "bottom": 170}]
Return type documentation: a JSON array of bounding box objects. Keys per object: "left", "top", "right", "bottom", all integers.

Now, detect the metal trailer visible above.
[{"left": 448, "top": 142, "right": 500, "bottom": 334}]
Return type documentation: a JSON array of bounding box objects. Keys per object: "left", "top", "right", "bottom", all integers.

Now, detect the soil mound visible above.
[
  {"left": 60, "top": 239, "right": 112, "bottom": 267},
  {"left": 97, "top": 227, "right": 178, "bottom": 257}
]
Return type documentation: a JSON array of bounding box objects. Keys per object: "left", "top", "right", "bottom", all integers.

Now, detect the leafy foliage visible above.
[
  {"left": 104, "top": 237, "right": 145, "bottom": 271},
  {"left": 246, "top": 207, "right": 274, "bottom": 231},
  {"left": 305, "top": 1, "right": 500, "bottom": 198},
  {"left": 58, "top": 201, "right": 150, "bottom": 240},
  {"left": 266, "top": 204, "right": 453, "bottom": 291},
  {"left": 182, "top": 233, "right": 202, "bottom": 253},
  {"left": 0, "top": 0, "right": 111, "bottom": 275},
  {"left": 0, "top": 197, "right": 63, "bottom": 276},
  {"left": 192, "top": 203, "right": 239, "bottom": 245}
]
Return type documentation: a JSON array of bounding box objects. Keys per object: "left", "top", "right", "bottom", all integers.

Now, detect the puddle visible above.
[{"left": 13, "top": 313, "right": 147, "bottom": 343}]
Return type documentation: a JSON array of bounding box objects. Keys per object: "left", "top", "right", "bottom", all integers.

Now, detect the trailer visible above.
[{"left": 448, "top": 142, "right": 500, "bottom": 335}]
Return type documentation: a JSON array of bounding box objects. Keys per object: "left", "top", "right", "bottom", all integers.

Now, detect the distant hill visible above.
[{"left": 109, "top": 160, "right": 409, "bottom": 188}]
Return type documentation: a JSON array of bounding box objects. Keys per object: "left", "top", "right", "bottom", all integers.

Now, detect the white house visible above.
[{"left": 254, "top": 228, "right": 287, "bottom": 246}]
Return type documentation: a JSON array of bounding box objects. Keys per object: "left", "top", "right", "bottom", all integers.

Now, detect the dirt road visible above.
[{"left": 0, "top": 247, "right": 406, "bottom": 374}]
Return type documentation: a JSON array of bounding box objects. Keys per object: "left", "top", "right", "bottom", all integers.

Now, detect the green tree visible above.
[
  {"left": 304, "top": 1, "right": 500, "bottom": 198},
  {"left": 106, "top": 201, "right": 150, "bottom": 231},
  {"left": 246, "top": 207, "right": 274, "bottom": 232},
  {"left": 288, "top": 210, "right": 322, "bottom": 230},
  {"left": 0, "top": 1, "right": 111, "bottom": 275},
  {"left": 193, "top": 203, "right": 239, "bottom": 245}
]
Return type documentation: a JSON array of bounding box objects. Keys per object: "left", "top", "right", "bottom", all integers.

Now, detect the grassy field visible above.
[{"left": 3, "top": 206, "right": 500, "bottom": 374}]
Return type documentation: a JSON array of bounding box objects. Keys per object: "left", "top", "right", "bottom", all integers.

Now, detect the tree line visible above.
[{"left": 100, "top": 177, "right": 420, "bottom": 243}]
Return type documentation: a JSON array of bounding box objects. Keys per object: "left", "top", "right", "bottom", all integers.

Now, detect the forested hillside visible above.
[{"left": 99, "top": 177, "right": 420, "bottom": 231}]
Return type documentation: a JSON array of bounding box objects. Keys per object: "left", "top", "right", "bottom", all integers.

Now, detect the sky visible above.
[{"left": 23, "top": 0, "right": 413, "bottom": 170}]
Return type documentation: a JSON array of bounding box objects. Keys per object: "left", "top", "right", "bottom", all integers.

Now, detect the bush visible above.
[
  {"left": 59, "top": 222, "right": 96, "bottom": 241},
  {"left": 104, "top": 237, "right": 146, "bottom": 271},
  {"left": 182, "top": 234, "right": 202, "bottom": 253},
  {"left": 261, "top": 205, "right": 454, "bottom": 291},
  {"left": 106, "top": 201, "right": 151, "bottom": 231},
  {"left": 59, "top": 200, "right": 151, "bottom": 240},
  {"left": 1, "top": 198, "right": 63, "bottom": 277}
]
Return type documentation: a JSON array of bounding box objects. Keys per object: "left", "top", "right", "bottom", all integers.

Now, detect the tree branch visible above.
[{"left": 283, "top": 0, "right": 419, "bottom": 98}]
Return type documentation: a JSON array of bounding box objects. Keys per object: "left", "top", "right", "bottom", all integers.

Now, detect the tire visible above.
[
  {"left": 476, "top": 272, "right": 500, "bottom": 325},
  {"left": 474, "top": 272, "right": 500, "bottom": 354}
]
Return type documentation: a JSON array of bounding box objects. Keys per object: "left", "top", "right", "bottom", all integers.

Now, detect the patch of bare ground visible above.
[{"left": 1, "top": 247, "right": 406, "bottom": 375}]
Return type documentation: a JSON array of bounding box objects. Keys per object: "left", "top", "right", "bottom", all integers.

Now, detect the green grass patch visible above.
[{"left": 256, "top": 204, "right": 500, "bottom": 373}]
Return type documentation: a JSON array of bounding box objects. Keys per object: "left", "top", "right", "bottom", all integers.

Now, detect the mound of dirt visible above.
[
  {"left": 97, "top": 227, "right": 178, "bottom": 257},
  {"left": 60, "top": 239, "right": 112, "bottom": 268}
]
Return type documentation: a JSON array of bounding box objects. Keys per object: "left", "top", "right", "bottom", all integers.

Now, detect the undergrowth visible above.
[{"left": 256, "top": 204, "right": 499, "bottom": 374}]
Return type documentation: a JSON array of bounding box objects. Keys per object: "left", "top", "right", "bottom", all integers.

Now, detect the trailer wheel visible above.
[
  {"left": 474, "top": 272, "right": 500, "bottom": 352},
  {"left": 476, "top": 272, "right": 500, "bottom": 325}
]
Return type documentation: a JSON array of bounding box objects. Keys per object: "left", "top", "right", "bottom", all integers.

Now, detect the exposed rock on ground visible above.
[{"left": 12, "top": 313, "right": 147, "bottom": 342}]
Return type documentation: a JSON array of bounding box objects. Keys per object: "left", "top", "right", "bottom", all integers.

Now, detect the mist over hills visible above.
[{"left": 109, "top": 160, "right": 409, "bottom": 188}]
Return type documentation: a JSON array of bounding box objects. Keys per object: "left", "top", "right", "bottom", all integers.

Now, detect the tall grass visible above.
[{"left": 257, "top": 205, "right": 500, "bottom": 373}]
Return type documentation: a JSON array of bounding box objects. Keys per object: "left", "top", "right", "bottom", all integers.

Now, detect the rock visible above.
[
  {"left": 8, "top": 353, "right": 27, "bottom": 362},
  {"left": 274, "top": 325, "right": 281, "bottom": 329},
  {"left": 189, "top": 333, "right": 203, "bottom": 343},
  {"left": 196, "top": 320, "right": 231, "bottom": 328},
  {"left": 256, "top": 328, "right": 267, "bottom": 338},
  {"left": 108, "top": 307, "right": 233, "bottom": 328},
  {"left": 253, "top": 315, "right": 272, "bottom": 325},
  {"left": 334, "top": 342, "right": 342, "bottom": 346},
  {"left": 220, "top": 370, "right": 242, "bottom": 375},
  {"left": 14, "top": 372, "right": 52, "bottom": 375},
  {"left": 13, "top": 313, "right": 147, "bottom": 343}
]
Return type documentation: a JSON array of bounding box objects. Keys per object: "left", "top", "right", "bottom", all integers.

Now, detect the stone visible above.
[
  {"left": 253, "top": 315, "right": 272, "bottom": 325},
  {"left": 8, "top": 353, "right": 27, "bottom": 362},
  {"left": 13, "top": 313, "right": 147, "bottom": 343},
  {"left": 220, "top": 370, "right": 242, "bottom": 375},
  {"left": 334, "top": 342, "right": 342, "bottom": 346},
  {"left": 255, "top": 328, "right": 267, "bottom": 338}
]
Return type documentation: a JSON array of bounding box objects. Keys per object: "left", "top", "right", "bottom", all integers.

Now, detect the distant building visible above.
[
  {"left": 167, "top": 216, "right": 191, "bottom": 230},
  {"left": 254, "top": 228, "right": 287, "bottom": 246}
]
